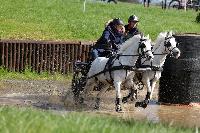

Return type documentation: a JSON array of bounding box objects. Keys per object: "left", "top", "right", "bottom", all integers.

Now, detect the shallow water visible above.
[
  {"left": 0, "top": 80, "right": 200, "bottom": 128},
  {"left": 1, "top": 93, "right": 200, "bottom": 128},
  {"left": 121, "top": 102, "right": 200, "bottom": 128}
]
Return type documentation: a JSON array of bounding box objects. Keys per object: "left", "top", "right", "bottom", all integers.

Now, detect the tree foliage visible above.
[{"left": 196, "top": 12, "right": 200, "bottom": 23}]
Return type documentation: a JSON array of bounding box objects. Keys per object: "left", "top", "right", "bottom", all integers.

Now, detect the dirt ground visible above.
[
  {"left": 0, "top": 80, "right": 69, "bottom": 110},
  {"left": 0, "top": 79, "right": 158, "bottom": 111},
  {"left": 1, "top": 79, "right": 200, "bottom": 128}
]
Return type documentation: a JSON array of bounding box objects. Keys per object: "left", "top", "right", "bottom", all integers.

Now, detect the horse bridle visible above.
[
  {"left": 163, "top": 36, "right": 178, "bottom": 57},
  {"left": 140, "top": 36, "right": 178, "bottom": 67},
  {"left": 138, "top": 39, "right": 152, "bottom": 58}
]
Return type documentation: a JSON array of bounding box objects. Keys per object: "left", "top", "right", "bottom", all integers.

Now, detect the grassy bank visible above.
[
  {"left": 0, "top": 0, "right": 199, "bottom": 41},
  {"left": 0, "top": 107, "right": 195, "bottom": 133},
  {"left": 0, "top": 68, "right": 72, "bottom": 81}
]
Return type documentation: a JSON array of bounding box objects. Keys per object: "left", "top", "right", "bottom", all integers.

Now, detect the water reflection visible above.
[
  {"left": 158, "top": 105, "right": 200, "bottom": 127},
  {"left": 132, "top": 103, "right": 200, "bottom": 128}
]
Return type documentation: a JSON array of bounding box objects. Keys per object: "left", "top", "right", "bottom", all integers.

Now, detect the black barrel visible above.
[{"left": 159, "top": 33, "right": 200, "bottom": 104}]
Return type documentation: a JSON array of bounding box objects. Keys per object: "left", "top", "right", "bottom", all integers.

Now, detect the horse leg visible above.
[
  {"left": 94, "top": 84, "right": 109, "bottom": 110},
  {"left": 150, "top": 80, "right": 157, "bottom": 99},
  {"left": 122, "top": 89, "right": 134, "bottom": 103},
  {"left": 122, "top": 81, "right": 137, "bottom": 103},
  {"left": 150, "top": 72, "right": 160, "bottom": 99},
  {"left": 135, "top": 78, "right": 151, "bottom": 108},
  {"left": 114, "top": 81, "right": 122, "bottom": 112},
  {"left": 80, "top": 78, "right": 96, "bottom": 104}
]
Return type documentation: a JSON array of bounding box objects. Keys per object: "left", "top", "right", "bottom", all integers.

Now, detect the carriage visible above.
[
  {"left": 71, "top": 32, "right": 180, "bottom": 111},
  {"left": 71, "top": 49, "right": 115, "bottom": 103},
  {"left": 168, "top": 0, "right": 200, "bottom": 11}
]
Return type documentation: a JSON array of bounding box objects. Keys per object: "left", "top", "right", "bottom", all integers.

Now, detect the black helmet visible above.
[
  {"left": 128, "top": 15, "right": 139, "bottom": 22},
  {"left": 112, "top": 18, "right": 124, "bottom": 26}
]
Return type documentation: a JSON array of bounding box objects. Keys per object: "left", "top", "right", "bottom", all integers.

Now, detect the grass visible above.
[
  {"left": 0, "top": 67, "right": 72, "bottom": 81},
  {"left": 0, "top": 0, "right": 199, "bottom": 41},
  {"left": 0, "top": 106, "right": 196, "bottom": 133}
]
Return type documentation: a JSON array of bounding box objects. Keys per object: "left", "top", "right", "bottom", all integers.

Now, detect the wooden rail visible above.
[{"left": 0, "top": 40, "right": 94, "bottom": 74}]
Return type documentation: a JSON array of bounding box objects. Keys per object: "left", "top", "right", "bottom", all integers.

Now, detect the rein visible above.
[
  {"left": 87, "top": 53, "right": 152, "bottom": 80},
  {"left": 117, "top": 54, "right": 140, "bottom": 57},
  {"left": 87, "top": 53, "right": 141, "bottom": 80},
  {"left": 87, "top": 38, "right": 153, "bottom": 80}
]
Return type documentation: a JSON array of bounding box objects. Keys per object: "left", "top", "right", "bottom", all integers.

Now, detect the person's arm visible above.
[
  {"left": 100, "top": 29, "right": 113, "bottom": 49},
  {"left": 101, "top": 30, "right": 111, "bottom": 44}
]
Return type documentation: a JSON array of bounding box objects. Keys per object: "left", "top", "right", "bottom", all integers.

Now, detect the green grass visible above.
[
  {"left": 0, "top": 106, "right": 195, "bottom": 133},
  {"left": 0, "top": 0, "right": 199, "bottom": 41},
  {"left": 0, "top": 67, "right": 72, "bottom": 81}
]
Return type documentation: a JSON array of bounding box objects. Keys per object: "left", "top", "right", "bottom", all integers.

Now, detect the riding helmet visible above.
[
  {"left": 112, "top": 18, "right": 124, "bottom": 26},
  {"left": 128, "top": 15, "right": 139, "bottom": 22}
]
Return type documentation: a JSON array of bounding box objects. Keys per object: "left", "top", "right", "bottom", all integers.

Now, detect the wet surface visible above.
[
  {"left": 0, "top": 79, "right": 200, "bottom": 128},
  {"left": 112, "top": 102, "right": 200, "bottom": 128}
]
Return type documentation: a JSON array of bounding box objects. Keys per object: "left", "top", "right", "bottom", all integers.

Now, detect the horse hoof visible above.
[
  {"left": 135, "top": 102, "right": 148, "bottom": 108},
  {"left": 116, "top": 108, "right": 122, "bottom": 112},
  {"left": 116, "top": 105, "right": 122, "bottom": 112},
  {"left": 94, "top": 104, "right": 100, "bottom": 110},
  {"left": 141, "top": 103, "right": 148, "bottom": 108},
  {"left": 122, "top": 97, "right": 128, "bottom": 103},
  {"left": 135, "top": 102, "right": 141, "bottom": 107}
]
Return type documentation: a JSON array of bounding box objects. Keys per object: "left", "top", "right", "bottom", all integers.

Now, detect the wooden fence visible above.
[{"left": 0, "top": 40, "right": 94, "bottom": 74}]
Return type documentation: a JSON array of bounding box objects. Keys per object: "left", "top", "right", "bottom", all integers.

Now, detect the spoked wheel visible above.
[
  {"left": 168, "top": 0, "right": 181, "bottom": 9},
  {"left": 71, "top": 62, "right": 90, "bottom": 104}
]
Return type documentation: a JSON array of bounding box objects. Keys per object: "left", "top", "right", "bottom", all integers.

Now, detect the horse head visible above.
[
  {"left": 138, "top": 34, "right": 154, "bottom": 61},
  {"left": 163, "top": 31, "right": 181, "bottom": 59}
]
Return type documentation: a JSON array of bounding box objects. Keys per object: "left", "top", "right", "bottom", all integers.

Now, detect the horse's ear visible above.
[
  {"left": 146, "top": 34, "right": 149, "bottom": 39},
  {"left": 169, "top": 31, "right": 173, "bottom": 36},
  {"left": 140, "top": 33, "right": 144, "bottom": 39},
  {"left": 166, "top": 31, "right": 170, "bottom": 37}
]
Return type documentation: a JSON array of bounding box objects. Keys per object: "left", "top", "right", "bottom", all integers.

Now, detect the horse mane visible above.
[
  {"left": 118, "top": 34, "right": 141, "bottom": 54},
  {"left": 154, "top": 32, "right": 169, "bottom": 50}
]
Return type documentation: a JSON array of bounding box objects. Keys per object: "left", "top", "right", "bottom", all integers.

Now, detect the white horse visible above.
[
  {"left": 123, "top": 31, "right": 181, "bottom": 108},
  {"left": 81, "top": 34, "right": 154, "bottom": 112}
]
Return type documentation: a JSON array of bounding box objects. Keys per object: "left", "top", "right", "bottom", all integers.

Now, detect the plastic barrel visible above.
[{"left": 159, "top": 33, "right": 200, "bottom": 104}]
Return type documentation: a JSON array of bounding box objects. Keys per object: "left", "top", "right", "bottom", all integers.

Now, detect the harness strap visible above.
[
  {"left": 87, "top": 65, "right": 137, "bottom": 80},
  {"left": 104, "top": 54, "right": 119, "bottom": 83},
  {"left": 104, "top": 53, "right": 141, "bottom": 83}
]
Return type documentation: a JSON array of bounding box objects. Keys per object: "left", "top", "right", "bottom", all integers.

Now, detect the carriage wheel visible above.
[
  {"left": 168, "top": 0, "right": 181, "bottom": 9},
  {"left": 71, "top": 62, "right": 89, "bottom": 104},
  {"left": 71, "top": 71, "right": 85, "bottom": 103}
]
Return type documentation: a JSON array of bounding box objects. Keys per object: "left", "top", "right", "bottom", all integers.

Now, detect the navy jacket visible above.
[{"left": 94, "top": 25, "right": 124, "bottom": 51}]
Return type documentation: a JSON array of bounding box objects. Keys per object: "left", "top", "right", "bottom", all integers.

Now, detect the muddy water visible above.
[
  {"left": 0, "top": 80, "right": 200, "bottom": 128},
  {"left": 107, "top": 103, "right": 200, "bottom": 128}
]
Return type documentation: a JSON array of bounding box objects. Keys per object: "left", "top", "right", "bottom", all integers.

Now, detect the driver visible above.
[
  {"left": 90, "top": 18, "right": 125, "bottom": 60},
  {"left": 124, "top": 15, "right": 140, "bottom": 41}
]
